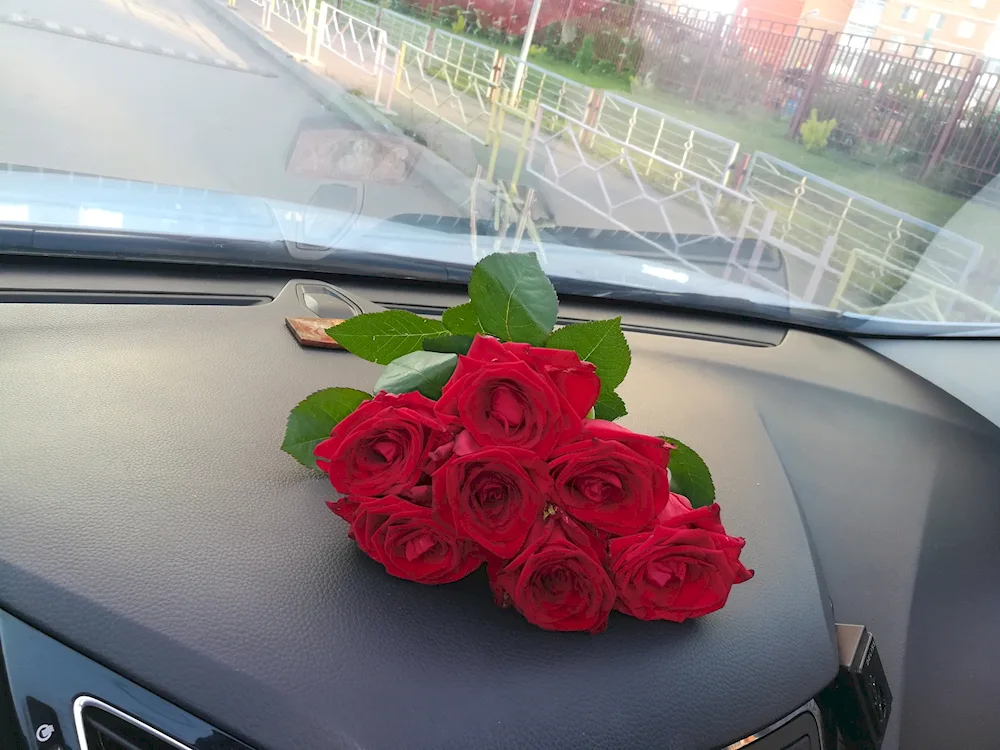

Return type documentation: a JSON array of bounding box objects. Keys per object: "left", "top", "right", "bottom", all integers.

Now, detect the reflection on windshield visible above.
[{"left": 3, "top": 0, "right": 1000, "bottom": 331}]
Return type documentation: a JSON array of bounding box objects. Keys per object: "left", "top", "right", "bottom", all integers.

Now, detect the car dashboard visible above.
[{"left": 1, "top": 256, "right": 998, "bottom": 750}]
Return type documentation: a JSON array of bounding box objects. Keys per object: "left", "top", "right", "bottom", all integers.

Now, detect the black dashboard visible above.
[{"left": 1, "top": 257, "right": 998, "bottom": 750}]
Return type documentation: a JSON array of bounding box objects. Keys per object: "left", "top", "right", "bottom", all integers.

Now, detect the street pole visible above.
[{"left": 512, "top": 0, "right": 544, "bottom": 103}]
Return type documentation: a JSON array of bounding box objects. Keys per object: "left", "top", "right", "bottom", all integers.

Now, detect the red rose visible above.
[
  {"left": 351, "top": 495, "right": 484, "bottom": 584},
  {"left": 502, "top": 341, "right": 601, "bottom": 419},
  {"left": 548, "top": 425, "right": 670, "bottom": 535},
  {"left": 490, "top": 509, "right": 616, "bottom": 633},
  {"left": 434, "top": 336, "right": 597, "bottom": 456},
  {"left": 579, "top": 420, "right": 673, "bottom": 467},
  {"left": 609, "top": 503, "right": 753, "bottom": 622},
  {"left": 314, "top": 392, "right": 450, "bottom": 496},
  {"left": 432, "top": 446, "right": 552, "bottom": 558}
]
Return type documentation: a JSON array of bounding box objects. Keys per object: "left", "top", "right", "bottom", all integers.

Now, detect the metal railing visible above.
[
  {"left": 338, "top": 0, "right": 379, "bottom": 25},
  {"left": 379, "top": 8, "right": 431, "bottom": 54},
  {"left": 429, "top": 31, "right": 499, "bottom": 82},
  {"left": 740, "top": 151, "right": 984, "bottom": 309},
  {"left": 594, "top": 94, "right": 741, "bottom": 186},
  {"left": 310, "top": 4, "right": 387, "bottom": 83},
  {"left": 270, "top": 0, "right": 312, "bottom": 32},
  {"left": 389, "top": 43, "right": 499, "bottom": 145},
  {"left": 501, "top": 60, "right": 594, "bottom": 123}
]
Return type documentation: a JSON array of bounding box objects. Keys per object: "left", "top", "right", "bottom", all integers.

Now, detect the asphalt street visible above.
[{"left": 0, "top": 0, "right": 456, "bottom": 214}]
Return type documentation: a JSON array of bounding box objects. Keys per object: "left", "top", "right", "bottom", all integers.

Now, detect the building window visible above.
[
  {"left": 915, "top": 46, "right": 933, "bottom": 59},
  {"left": 901, "top": 5, "right": 918, "bottom": 21},
  {"left": 958, "top": 19, "right": 977, "bottom": 37},
  {"left": 885, "top": 33, "right": 906, "bottom": 52},
  {"left": 927, "top": 12, "right": 946, "bottom": 29},
  {"left": 971, "top": 0, "right": 986, "bottom": 8}
]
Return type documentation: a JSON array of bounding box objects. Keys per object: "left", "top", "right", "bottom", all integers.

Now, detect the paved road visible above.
[{"left": 0, "top": 0, "right": 455, "bottom": 214}]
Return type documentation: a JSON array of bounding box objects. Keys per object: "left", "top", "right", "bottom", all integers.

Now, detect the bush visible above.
[
  {"left": 800, "top": 109, "right": 837, "bottom": 153},
  {"left": 574, "top": 35, "right": 595, "bottom": 74},
  {"left": 527, "top": 44, "right": 546, "bottom": 60},
  {"left": 543, "top": 23, "right": 562, "bottom": 53},
  {"left": 594, "top": 59, "right": 616, "bottom": 76},
  {"left": 451, "top": 12, "right": 465, "bottom": 33}
]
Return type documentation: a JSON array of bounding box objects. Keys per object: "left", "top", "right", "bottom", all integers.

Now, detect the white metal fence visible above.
[
  {"left": 310, "top": 4, "right": 387, "bottom": 78},
  {"left": 338, "top": 0, "right": 378, "bottom": 25},
  {"left": 226, "top": 0, "right": 1000, "bottom": 323},
  {"left": 271, "top": 0, "right": 312, "bottom": 32},
  {"left": 594, "top": 94, "right": 740, "bottom": 187},
  {"left": 501, "top": 60, "right": 594, "bottom": 123},
  {"left": 740, "top": 152, "right": 985, "bottom": 310},
  {"left": 429, "top": 30, "right": 499, "bottom": 82},
  {"left": 379, "top": 8, "right": 431, "bottom": 53},
  {"left": 389, "top": 43, "right": 498, "bottom": 145}
]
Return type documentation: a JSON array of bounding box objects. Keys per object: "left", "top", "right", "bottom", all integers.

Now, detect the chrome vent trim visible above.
[
  {"left": 73, "top": 695, "right": 195, "bottom": 750},
  {"left": 723, "top": 699, "right": 825, "bottom": 749}
]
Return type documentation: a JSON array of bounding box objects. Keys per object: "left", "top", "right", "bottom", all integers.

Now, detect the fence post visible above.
[
  {"left": 374, "top": 29, "right": 388, "bottom": 105},
  {"left": 306, "top": 0, "right": 321, "bottom": 61},
  {"left": 920, "top": 56, "right": 984, "bottom": 180},
  {"left": 788, "top": 32, "right": 835, "bottom": 139},
  {"left": 263, "top": 0, "right": 273, "bottom": 30},
  {"left": 581, "top": 89, "right": 603, "bottom": 148},
  {"left": 689, "top": 15, "right": 726, "bottom": 104}
]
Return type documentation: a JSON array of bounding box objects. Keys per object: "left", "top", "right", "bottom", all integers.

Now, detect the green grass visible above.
[{"left": 626, "top": 88, "right": 966, "bottom": 229}]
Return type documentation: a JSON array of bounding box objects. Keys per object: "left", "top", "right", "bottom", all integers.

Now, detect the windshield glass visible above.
[{"left": 4, "top": 0, "right": 1000, "bottom": 334}]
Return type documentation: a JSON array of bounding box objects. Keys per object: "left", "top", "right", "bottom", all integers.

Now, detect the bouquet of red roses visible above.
[{"left": 282, "top": 253, "right": 752, "bottom": 633}]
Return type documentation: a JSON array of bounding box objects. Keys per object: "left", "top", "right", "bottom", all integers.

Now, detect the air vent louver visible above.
[{"left": 76, "top": 698, "right": 190, "bottom": 750}]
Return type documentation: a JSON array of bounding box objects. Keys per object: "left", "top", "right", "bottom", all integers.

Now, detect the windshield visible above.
[{"left": 4, "top": 0, "right": 1000, "bottom": 334}]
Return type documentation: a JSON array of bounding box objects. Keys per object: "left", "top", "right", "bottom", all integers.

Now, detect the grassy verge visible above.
[{"left": 624, "top": 89, "right": 966, "bottom": 229}]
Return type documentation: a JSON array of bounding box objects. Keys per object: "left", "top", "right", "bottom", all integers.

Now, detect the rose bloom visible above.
[
  {"left": 609, "top": 498, "right": 753, "bottom": 622},
  {"left": 314, "top": 391, "right": 450, "bottom": 497},
  {"left": 432, "top": 445, "right": 552, "bottom": 558},
  {"left": 490, "top": 509, "right": 616, "bottom": 633},
  {"left": 351, "top": 495, "right": 484, "bottom": 585},
  {"left": 548, "top": 420, "right": 672, "bottom": 535},
  {"left": 434, "top": 336, "right": 599, "bottom": 456}
]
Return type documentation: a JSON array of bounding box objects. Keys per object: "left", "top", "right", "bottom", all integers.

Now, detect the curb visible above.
[{"left": 193, "top": 0, "right": 476, "bottom": 208}]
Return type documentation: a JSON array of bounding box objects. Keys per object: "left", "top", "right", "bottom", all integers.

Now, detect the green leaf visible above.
[
  {"left": 373, "top": 351, "right": 458, "bottom": 400},
  {"left": 662, "top": 436, "right": 715, "bottom": 508},
  {"left": 422, "top": 334, "right": 475, "bottom": 355},
  {"left": 441, "top": 303, "right": 485, "bottom": 336},
  {"left": 281, "top": 387, "right": 370, "bottom": 468},
  {"left": 468, "top": 252, "right": 558, "bottom": 345},
  {"left": 326, "top": 310, "right": 447, "bottom": 365},
  {"left": 546, "top": 317, "right": 631, "bottom": 392},
  {"left": 593, "top": 390, "right": 627, "bottom": 421}
]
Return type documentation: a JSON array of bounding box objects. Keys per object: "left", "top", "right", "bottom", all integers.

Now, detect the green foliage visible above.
[
  {"left": 546, "top": 317, "right": 631, "bottom": 395},
  {"left": 593, "top": 391, "right": 627, "bottom": 421},
  {"left": 373, "top": 351, "right": 458, "bottom": 400},
  {"left": 662, "top": 436, "right": 715, "bottom": 508},
  {"left": 422, "top": 334, "right": 474, "bottom": 355},
  {"left": 543, "top": 22, "right": 562, "bottom": 52},
  {"left": 799, "top": 108, "right": 837, "bottom": 153},
  {"left": 281, "top": 388, "right": 370, "bottom": 468},
  {"left": 527, "top": 44, "right": 546, "bottom": 60},
  {"left": 441, "top": 302, "right": 485, "bottom": 336},
  {"left": 326, "top": 310, "right": 448, "bottom": 365},
  {"left": 574, "top": 35, "right": 595, "bottom": 74},
  {"left": 451, "top": 11, "right": 465, "bottom": 33},
  {"left": 468, "top": 252, "right": 558, "bottom": 346},
  {"left": 594, "top": 59, "right": 617, "bottom": 76}
]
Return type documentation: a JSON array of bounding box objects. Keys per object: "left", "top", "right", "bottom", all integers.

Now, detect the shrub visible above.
[
  {"left": 574, "top": 35, "right": 595, "bottom": 74},
  {"left": 800, "top": 109, "right": 837, "bottom": 153},
  {"left": 451, "top": 12, "right": 465, "bottom": 34},
  {"left": 543, "top": 23, "right": 562, "bottom": 53},
  {"left": 594, "top": 59, "right": 616, "bottom": 76},
  {"left": 527, "top": 44, "right": 546, "bottom": 60}
]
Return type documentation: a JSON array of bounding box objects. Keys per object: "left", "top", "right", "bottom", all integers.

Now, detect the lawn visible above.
[{"left": 624, "top": 89, "right": 967, "bottom": 230}]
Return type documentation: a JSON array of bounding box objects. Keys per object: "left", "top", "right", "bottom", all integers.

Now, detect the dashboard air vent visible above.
[{"left": 76, "top": 697, "right": 191, "bottom": 750}]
